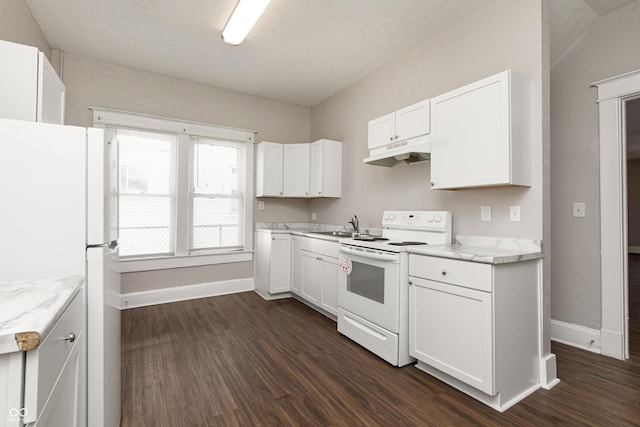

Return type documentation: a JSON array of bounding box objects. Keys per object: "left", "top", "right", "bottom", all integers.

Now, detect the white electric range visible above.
[{"left": 336, "top": 210, "right": 452, "bottom": 366}]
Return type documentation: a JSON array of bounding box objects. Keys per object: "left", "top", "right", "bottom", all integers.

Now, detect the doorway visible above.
[
  {"left": 593, "top": 70, "right": 640, "bottom": 361},
  {"left": 626, "top": 97, "right": 640, "bottom": 358}
]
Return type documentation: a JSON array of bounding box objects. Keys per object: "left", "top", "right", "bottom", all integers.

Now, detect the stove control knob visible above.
[
  {"left": 427, "top": 216, "right": 434, "bottom": 222},
  {"left": 435, "top": 216, "right": 442, "bottom": 223},
  {"left": 388, "top": 215, "right": 395, "bottom": 221}
]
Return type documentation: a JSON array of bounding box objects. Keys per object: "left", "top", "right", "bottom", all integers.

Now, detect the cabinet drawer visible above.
[
  {"left": 409, "top": 255, "right": 492, "bottom": 292},
  {"left": 24, "top": 289, "right": 83, "bottom": 423},
  {"left": 302, "top": 236, "right": 339, "bottom": 258}
]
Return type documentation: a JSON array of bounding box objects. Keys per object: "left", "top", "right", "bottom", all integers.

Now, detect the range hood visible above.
[{"left": 363, "top": 137, "right": 430, "bottom": 167}]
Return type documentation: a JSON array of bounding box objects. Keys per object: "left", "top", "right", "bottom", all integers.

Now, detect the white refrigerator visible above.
[{"left": 0, "top": 117, "right": 121, "bottom": 427}]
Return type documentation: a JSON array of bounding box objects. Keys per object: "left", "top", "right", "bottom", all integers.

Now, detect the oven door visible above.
[{"left": 338, "top": 245, "right": 400, "bottom": 333}]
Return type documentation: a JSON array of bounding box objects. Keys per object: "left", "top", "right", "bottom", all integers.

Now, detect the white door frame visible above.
[{"left": 592, "top": 70, "right": 640, "bottom": 360}]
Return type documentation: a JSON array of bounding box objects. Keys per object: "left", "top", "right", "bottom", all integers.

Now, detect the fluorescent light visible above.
[{"left": 222, "top": 0, "right": 271, "bottom": 46}]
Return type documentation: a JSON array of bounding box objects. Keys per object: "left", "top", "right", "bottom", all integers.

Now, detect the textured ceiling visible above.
[{"left": 25, "top": 0, "right": 636, "bottom": 107}]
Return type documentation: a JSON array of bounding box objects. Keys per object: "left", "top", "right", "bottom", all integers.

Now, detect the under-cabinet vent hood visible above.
[{"left": 363, "top": 137, "right": 430, "bottom": 167}]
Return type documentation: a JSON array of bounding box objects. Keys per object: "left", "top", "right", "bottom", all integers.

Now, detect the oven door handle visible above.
[{"left": 339, "top": 245, "right": 399, "bottom": 262}]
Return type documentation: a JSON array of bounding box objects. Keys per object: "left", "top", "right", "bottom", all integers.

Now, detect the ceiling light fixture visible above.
[{"left": 222, "top": 0, "right": 272, "bottom": 46}]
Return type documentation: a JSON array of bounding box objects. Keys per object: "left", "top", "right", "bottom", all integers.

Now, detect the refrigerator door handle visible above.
[{"left": 87, "top": 240, "right": 118, "bottom": 250}]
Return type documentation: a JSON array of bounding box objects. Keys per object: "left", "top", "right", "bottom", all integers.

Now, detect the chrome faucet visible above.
[{"left": 348, "top": 215, "right": 359, "bottom": 235}]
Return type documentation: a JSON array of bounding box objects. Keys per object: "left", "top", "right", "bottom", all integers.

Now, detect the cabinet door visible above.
[
  {"left": 255, "top": 142, "right": 283, "bottom": 197},
  {"left": 269, "top": 234, "right": 291, "bottom": 293},
  {"left": 395, "top": 99, "right": 430, "bottom": 142},
  {"left": 283, "top": 144, "right": 310, "bottom": 197},
  {"left": 368, "top": 112, "right": 395, "bottom": 149},
  {"left": 409, "top": 277, "right": 494, "bottom": 395},
  {"left": 0, "top": 40, "right": 39, "bottom": 122},
  {"left": 320, "top": 256, "right": 338, "bottom": 316},
  {"left": 291, "top": 237, "right": 303, "bottom": 294},
  {"left": 310, "top": 140, "right": 342, "bottom": 198},
  {"left": 301, "top": 250, "right": 322, "bottom": 304},
  {"left": 430, "top": 71, "right": 511, "bottom": 189},
  {"left": 37, "top": 52, "right": 65, "bottom": 125},
  {"left": 34, "top": 333, "right": 84, "bottom": 427}
]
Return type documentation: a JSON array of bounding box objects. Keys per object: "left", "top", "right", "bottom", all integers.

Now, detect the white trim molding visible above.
[
  {"left": 550, "top": 319, "right": 601, "bottom": 354},
  {"left": 120, "top": 278, "right": 254, "bottom": 309},
  {"left": 115, "top": 251, "right": 253, "bottom": 273},
  {"left": 539, "top": 353, "right": 560, "bottom": 390},
  {"left": 592, "top": 70, "right": 640, "bottom": 360}
]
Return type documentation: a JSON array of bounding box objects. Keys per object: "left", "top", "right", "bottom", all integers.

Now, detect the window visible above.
[
  {"left": 92, "top": 108, "right": 255, "bottom": 264},
  {"left": 191, "top": 139, "right": 242, "bottom": 251},
  {"left": 116, "top": 129, "right": 175, "bottom": 257}
]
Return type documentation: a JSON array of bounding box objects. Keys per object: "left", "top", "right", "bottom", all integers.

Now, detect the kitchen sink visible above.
[{"left": 307, "top": 230, "right": 353, "bottom": 237}]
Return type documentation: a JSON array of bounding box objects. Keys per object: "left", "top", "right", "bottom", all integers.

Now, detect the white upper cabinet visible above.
[
  {"left": 256, "top": 140, "right": 342, "bottom": 198},
  {"left": 0, "top": 40, "right": 65, "bottom": 125},
  {"left": 283, "top": 143, "right": 310, "bottom": 197},
  {"left": 368, "top": 99, "right": 430, "bottom": 150},
  {"left": 310, "top": 139, "right": 342, "bottom": 198},
  {"left": 255, "top": 142, "right": 284, "bottom": 197},
  {"left": 430, "top": 69, "right": 531, "bottom": 189}
]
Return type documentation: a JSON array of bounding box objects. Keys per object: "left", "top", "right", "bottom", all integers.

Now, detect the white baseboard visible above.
[
  {"left": 600, "top": 328, "right": 625, "bottom": 360},
  {"left": 550, "top": 319, "right": 601, "bottom": 353},
  {"left": 628, "top": 246, "right": 640, "bottom": 254},
  {"left": 539, "top": 353, "right": 560, "bottom": 389},
  {"left": 120, "top": 278, "right": 254, "bottom": 309}
]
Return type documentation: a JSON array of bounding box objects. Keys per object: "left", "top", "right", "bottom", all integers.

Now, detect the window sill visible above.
[{"left": 114, "top": 251, "right": 254, "bottom": 273}]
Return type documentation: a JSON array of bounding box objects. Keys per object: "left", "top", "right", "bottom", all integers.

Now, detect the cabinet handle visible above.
[
  {"left": 394, "top": 135, "right": 399, "bottom": 140},
  {"left": 408, "top": 280, "right": 413, "bottom": 285},
  {"left": 441, "top": 269, "right": 447, "bottom": 276},
  {"left": 65, "top": 333, "right": 76, "bottom": 343},
  {"left": 318, "top": 192, "right": 322, "bottom": 195},
  {"left": 280, "top": 192, "right": 283, "bottom": 195},
  {"left": 389, "top": 136, "right": 394, "bottom": 141}
]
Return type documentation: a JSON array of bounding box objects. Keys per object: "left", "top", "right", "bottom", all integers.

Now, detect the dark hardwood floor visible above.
[{"left": 121, "top": 276, "right": 640, "bottom": 426}]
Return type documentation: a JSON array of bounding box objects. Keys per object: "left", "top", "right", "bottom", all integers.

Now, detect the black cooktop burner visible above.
[
  {"left": 353, "top": 237, "right": 390, "bottom": 241},
  {"left": 387, "top": 241, "right": 428, "bottom": 246}
]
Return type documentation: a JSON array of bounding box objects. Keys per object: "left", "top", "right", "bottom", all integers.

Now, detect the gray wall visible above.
[
  {"left": 311, "top": 0, "right": 550, "bottom": 350},
  {"left": 62, "top": 54, "right": 314, "bottom": 293},
  {"left": 550, "top": 0, "right": 640, "bottom": 329},
  {"left": 310, "top": 0, "right": 545, "bottom": 238},
  {"left": 0, "top": 0, "right": 50, "bottom": 57}
]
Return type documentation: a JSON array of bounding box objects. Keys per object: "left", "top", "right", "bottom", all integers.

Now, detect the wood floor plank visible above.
[{"left": 121, "top": 261, "right": 640, "bottom": 426}]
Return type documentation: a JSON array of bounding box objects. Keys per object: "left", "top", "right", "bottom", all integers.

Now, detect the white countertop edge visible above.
[
  {"left": 0, "top": 275, "right": 84, "bottom": 354},
  {"left": 408, "top": 245, "right": 543, "bottom": 264}
]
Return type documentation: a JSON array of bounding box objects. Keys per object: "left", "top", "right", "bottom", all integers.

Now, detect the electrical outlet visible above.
[
  {"left": 510, "top": 206, "right": 521, "bottom": 222},
  {"left": 311, "top": 212, "right": 317, "bottom": 221},
  {"left": 480, "top": 206, "right": 492, "bottom": 222},
  {"left": 573, "top": 202, "right": 585, "bottom": 218},
  {"left": 258, "top": 201, "right": 265, "bottom": 210}
]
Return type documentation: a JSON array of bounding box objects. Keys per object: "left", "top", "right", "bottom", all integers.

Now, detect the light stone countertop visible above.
[
  {"left": 255, "top": 222, "right": 385, "bottom": 243},
  {"left": 408, "top": 235, "right": 543, "bottom": 265},
  {"left": 0, "top": 275, "right": 84, "bottom": 354}
]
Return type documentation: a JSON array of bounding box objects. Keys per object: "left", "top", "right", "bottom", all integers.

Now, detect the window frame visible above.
[
  {"left": 189, "top": 137, "right": 245, "bottom": 254},
  {"left": 91, "top": 108, "right": 255, "bottom": 272}
]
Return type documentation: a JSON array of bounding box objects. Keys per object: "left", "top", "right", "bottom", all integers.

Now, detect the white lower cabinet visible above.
[
  {"left": 254, "top": 231, "right": 339, "bottom": 317},
  {"left": 409, "top": 254, "right": 540, "bottom": 412},
  {"left": 254, "top": 231, "right": 291, "bottom": 298},
  {"left": 290, "top": 236, "right": 303, "bottom": 295},
  {"left": 301, "top": 250, "right": 323, "bottom": 304},
  {"left": 0, "top": 290, "right": 84, "bottom": 427},
  {"left": 299, "top": 237, "right": 339, "bottom": 317}
]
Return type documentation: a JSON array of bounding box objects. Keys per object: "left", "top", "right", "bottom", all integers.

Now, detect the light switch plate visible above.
[
  {"left": 510, "top": 206, "right": 521, "bottom": 222},
  {"left": 480, "top": 205, "right": 492, "bottom": 222},
  {"left": 573, "top": 202, "right": 585, "bottom": 218},
  {"left": 311, "top": 212, "right": 317, "bottom": 221}
]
